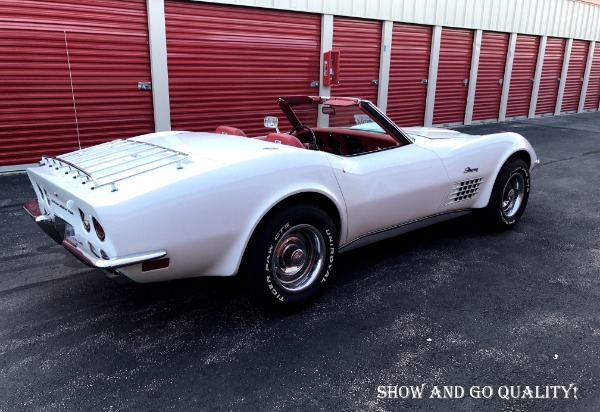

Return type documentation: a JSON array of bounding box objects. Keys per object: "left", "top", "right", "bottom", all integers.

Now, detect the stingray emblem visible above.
[{"left": 464, "top": 167, "right": 479, "bottom": 173}]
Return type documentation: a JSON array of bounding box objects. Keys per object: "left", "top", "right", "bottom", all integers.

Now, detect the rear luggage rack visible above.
[{"left": 40, "top": 139, "right": 188, "bottom": 192}]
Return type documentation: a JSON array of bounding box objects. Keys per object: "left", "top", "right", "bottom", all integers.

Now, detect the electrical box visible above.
[{"left": 323, "top": 50, "right": 340, "bottom": 87}]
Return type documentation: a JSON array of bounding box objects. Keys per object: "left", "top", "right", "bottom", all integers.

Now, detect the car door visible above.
[{"left": 327, "top": 144, "right": 450, "bottom": 246}]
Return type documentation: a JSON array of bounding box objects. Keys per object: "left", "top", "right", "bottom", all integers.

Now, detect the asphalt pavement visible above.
[{"left": 1, "top": 112, "right": 599, "bottom": 411}]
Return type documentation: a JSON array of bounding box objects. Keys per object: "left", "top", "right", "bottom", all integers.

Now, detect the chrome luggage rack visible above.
[{"left": 39, "top": 139, "right": 189, "bottom": 192}]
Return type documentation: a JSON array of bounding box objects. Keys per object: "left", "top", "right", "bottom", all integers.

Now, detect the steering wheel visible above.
[{"left": 289, "top": 124, "right": 318, "bottom": 150}]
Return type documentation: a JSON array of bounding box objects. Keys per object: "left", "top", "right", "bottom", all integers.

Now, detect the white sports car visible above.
[{"left": 24, "top": 96, "right": 538, "bottom": 307}]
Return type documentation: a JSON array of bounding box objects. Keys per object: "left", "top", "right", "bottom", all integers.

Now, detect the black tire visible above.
[
  {"left": 242, "top": 204, "right": 338, "bottom": 308},
  {"left": 481, "top": 158, "right": 530, "bottom": 230}
]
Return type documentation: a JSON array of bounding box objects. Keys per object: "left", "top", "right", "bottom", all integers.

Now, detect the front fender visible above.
[
  {"left": 469, "top": 133, "right": 537, "bottom": 209},
  {"left": 416, "top": 132, "right": 537, "bottom": 211}
]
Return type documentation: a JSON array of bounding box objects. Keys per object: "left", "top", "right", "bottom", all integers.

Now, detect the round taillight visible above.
[
  {"left": 79, "top": 209, "right": 91, "bottom": 232},
  {"left": 92, "top": 217, "right": 105, "bottom": 241}
]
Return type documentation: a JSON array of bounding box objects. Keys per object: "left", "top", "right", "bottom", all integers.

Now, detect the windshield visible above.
[
  {"left": 277, "top": 96, "right": 412, "bottom": 147},
  {"left": 291, "top": 102, "right": 386, "bottom": 133}
]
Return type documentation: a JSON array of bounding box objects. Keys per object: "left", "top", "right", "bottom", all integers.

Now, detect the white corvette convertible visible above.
[{"left": 24, "top": 96, "right": 538, "bottom": 307}]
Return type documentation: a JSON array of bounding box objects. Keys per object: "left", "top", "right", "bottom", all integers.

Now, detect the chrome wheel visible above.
[
  {"left": 480, "top": 158, "right": 530, "bottom": 230},
  {"left": 271, "top": 224, "right": 326, "bottom": 294},
  {"left": 244, "top": 204, "right": 338, "bottom": 307},
  {"left": 501, "top": 172, "right": 525, "bottom": 218}
]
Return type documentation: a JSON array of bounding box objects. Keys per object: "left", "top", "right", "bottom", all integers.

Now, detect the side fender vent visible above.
[{"left": 447, "top": 178, "right": 483, "bottom": 204}]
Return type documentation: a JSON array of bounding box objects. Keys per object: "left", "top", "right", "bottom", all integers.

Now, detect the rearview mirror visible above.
[
  {"left": 264, "top": 116, "right": 280, "bottom": 133},
  {"left": 322, "top": 106, "right": 336, "bottom": 115}
]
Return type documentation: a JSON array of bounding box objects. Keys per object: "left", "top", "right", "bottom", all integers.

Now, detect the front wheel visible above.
[
  {"left": 481, "top": 158, "right": 530, "bottom": 230},
  {"left": 242, "top": 204, "right": 338, "bottom": 308}
]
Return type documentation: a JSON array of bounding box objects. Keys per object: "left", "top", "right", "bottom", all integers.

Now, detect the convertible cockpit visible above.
[{"left": 216, "top": 95, "right": 411, "bottom": 156}]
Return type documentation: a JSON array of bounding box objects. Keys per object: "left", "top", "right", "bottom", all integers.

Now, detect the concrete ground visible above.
[{"left": 0, "top": 112, "right": 599, "bottom": 411}]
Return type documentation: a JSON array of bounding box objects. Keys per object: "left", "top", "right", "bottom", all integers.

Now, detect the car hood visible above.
[{"left": 403, "top": 127, "right": 479, "bottom": 140}]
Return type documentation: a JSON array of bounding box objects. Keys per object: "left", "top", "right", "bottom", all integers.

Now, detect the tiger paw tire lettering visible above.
[{"left": 244, "top": 204, "right": 338, "bottom": 308}]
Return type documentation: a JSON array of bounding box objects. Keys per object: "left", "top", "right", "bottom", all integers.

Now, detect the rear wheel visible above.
[
  {"left": 243, "top": 204, "right": 338, "bottom": 308},
  {"left": 481, "top": 158, "right": 530, "bottom": 229}
]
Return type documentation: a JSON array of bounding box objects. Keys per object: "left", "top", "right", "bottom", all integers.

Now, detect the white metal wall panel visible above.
[{"left": 193, "top": 0, "right": 600, "bottom": 42}]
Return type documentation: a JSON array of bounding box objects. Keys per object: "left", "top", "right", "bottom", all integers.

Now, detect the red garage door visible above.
[
  {"left": 473, "top": 31, "right": 509, "bottom": 121},
  {"left": 332, "top": 17, "right": 381, "bottom": 104},
  {"left": 506, "top": 35, "right": 540, "bottom": 118},
  {"left": 0, "top": 0, "right": 153, "bottom": 167},
  {"left": 561, "top": 40, "right": 589, "bottom": 112},
  {"left": 433, "top": 28, "right": 473, "bottom": 125},
  {"left": 387, "top": 23, "right": 432, "bottom": 127},
  {"left": 165, "top": 2, "right": 321, "bottom": 136},
  {"left": 584, "top": 42, "right": 600, "bottom": 110},
  {"left": 536, "top": 37, "right": 566, "bottom": 115}
]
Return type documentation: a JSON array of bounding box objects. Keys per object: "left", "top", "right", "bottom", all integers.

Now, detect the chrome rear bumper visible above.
[
  {"left": 24, "top": 198, "right": 166, "bottom": 270},
  {"left": 62, "top": 237, "right": 166, "bottom": 269},
  {"left": 23, "top": 199, "right": 65, "bottom": 244}
]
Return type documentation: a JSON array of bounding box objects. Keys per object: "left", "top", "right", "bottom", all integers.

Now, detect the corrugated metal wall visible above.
[
  {"left": 473, "top": 32, "right": 509, "bottom": 121},
  {"left": 536, "top": 37, "right": 566, "bottom": 115},
  {"left": 386, "top": 23, "right": 432, "bottom": 126},
  {"left": 0, "top": 0, "right": 153, "bottom": 166},
  {"left": 3, "top": 0, "right": 600, "bottom": 168},
  {"left": 196, "top": 0, "right": 600, "bottom": 42},
  {"left": 561, "top": 40, "right": 589, "bottom": 112},
  {"left": 331, "top": 17, "right": 381, "bottom": 104},
  {"left": 506, "top": 34, "right": 540, "bottom": 118},
  {"left": 433, "top": 28, "right": 473, "bottom": 125},
  {"left": 164, "top": 1, "right": 321, "bottom": 135},
  {"left": 584, "top": 43, "right": 600, "bottom": 109}
]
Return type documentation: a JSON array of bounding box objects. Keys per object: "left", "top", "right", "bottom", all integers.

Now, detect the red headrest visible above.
[
  {"left": 265, "top": 133, "right": 304, "bottom": 148},
  {"left": 216, "top": 126, "right": 247, "bottom": 137}
]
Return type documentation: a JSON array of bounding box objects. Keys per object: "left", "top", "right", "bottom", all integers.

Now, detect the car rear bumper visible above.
[
  {"left": 23, "top": 198, "right": 167, "bottom": 270},
  {"left": 23, "top": 199, "right": 65, "bottom": 244},
  {"left": 62, "top": 237, "right": 167, "bottom": 269}
]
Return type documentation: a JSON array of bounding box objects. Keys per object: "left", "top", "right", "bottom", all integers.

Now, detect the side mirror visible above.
[{"left": 264, "top": 116, "right": 280, "bottom": 133}]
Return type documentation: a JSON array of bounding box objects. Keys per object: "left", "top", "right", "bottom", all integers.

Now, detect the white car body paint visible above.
[
  {"left": 405, "top": 127, "right": 536, "bottom": 209},
  {"left": 24, "top": 98, "right": 537, "bottom": 285}
]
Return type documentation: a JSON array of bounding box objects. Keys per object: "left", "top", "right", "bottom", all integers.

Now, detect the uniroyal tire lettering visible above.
[{"left": 322, "top": 228, "right": 336, "bottom": 283}]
